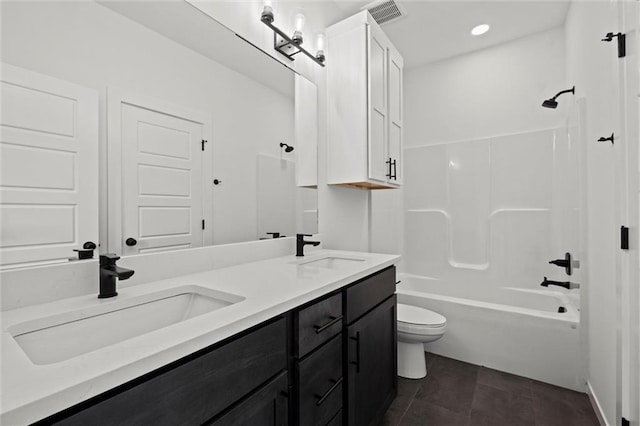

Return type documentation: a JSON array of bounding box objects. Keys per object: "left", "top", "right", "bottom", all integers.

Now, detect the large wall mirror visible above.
[{"left": 1, "top": 0, "right": 318, "bottom": 265}]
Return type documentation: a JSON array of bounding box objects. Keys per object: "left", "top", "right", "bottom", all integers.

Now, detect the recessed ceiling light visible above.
[{"left": 471, "top": 24, "right": 490, "bottom": 36}]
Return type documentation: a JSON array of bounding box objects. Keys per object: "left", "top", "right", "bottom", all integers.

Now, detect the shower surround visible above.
[
  {"left": 404, "top": 126, "right": 581, "bottom": 291},
  {"left": 399, "top": 125, "right": 585, "bottom": 389}
]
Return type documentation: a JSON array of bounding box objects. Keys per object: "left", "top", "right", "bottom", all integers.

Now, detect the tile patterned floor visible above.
[{"left": 382, "top": 353, "right": 600, "bottom": 426}]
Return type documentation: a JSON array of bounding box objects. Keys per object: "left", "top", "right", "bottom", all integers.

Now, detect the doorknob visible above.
[{"left": 125, "top": 238, "right": 137, "bottom": 247}]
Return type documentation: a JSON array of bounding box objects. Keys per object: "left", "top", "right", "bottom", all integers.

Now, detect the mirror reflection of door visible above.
[
  {"left": 0, "top": 64, "right": 98, "bottom": 267},
  {"left": 108, "top": 89, "right": 212, "bottom": 255}
]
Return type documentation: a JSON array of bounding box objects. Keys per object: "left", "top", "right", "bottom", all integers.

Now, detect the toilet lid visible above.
[{"left": 398, "top": 304, "right": 446, "bottom": 327}]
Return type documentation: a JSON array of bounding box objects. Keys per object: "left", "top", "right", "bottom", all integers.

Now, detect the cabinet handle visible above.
[
  {"left": 385, "top": 158, "right": 392, "bottom": 178},
  {"left": 314, "top": 377, "right": 343, "bottom": 406},
  {"left": 313, "top": 315, "right": 343, "bottom": 334},
  {"left": 392, "top": 159, "right": 397, "bottom": 180},
  {"left": 350, "top": 332, "right": 361, "bottom": 373}
]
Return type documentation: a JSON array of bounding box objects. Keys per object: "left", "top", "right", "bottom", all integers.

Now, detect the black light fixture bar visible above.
[{"left": 261, "top": 18, "right": 325, "bottom": 67}]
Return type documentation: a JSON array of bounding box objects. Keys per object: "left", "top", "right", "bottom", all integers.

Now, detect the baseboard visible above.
[{"left": 586, "top": 381, "right": 609, "bottom": 426}]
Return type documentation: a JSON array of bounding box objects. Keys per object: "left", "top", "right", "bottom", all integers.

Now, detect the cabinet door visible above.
[
  {"left": 346, "top": 295, "right": 397, "bottom": 426},
  {"left": 387, "top": 48, "right": 403, "bottom": 185},
  {"left": 367, "top": 24, "right": 388, "bottom": 183},
  {"left": 207, "top": 372, "right": 289, "bottom": 426}
]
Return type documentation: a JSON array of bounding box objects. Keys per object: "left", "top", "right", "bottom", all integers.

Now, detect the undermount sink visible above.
[
  {"left": 298, "top": 256, "right": 365, "bottom": 269},
  {"left": 9, "top": 286, "right": 244, "bottom": 365}
]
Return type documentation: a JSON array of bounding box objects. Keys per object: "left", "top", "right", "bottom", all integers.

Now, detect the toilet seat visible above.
[{"left": 397, "top": 304, "right": 446, "bottom": 327}]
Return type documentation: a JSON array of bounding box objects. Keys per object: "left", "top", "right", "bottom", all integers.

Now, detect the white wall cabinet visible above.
[{"left": 327, "top": 11, "right": 403, "bottom": 189}]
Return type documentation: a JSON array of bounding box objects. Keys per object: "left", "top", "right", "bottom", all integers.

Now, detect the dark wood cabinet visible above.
[
  {"left": 38, "top": 266, "right": 397, "bottom": 426},
  {"left": 207, "top": 372, "right": 289, "bottom": 426},
  {"left": 344, "top": 266, "right": 397, "bottom": 426},
  {"left": 346, "top": 296, "right": 397, "bottom": 426},
  {"left": 46, "top": 318, "right": 287, "bottom": 426}
]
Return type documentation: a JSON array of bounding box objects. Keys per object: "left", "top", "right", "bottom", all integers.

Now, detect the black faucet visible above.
[
  {"left": 296, "top": 234, "right": 320, "bottom": 257},
  {"left": 99, "top": 254, "right": 135, "bottom": 298},
  {"left": 540, "top": 276, "right": 572, "bottom": 290}
]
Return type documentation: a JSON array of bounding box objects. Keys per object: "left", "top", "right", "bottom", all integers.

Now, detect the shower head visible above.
[
  {"left": 541, "top": 86, "right": 575, "bottom": 109},
  {"left": 280, "top": 142, "right": 294, "bottom": 152}
]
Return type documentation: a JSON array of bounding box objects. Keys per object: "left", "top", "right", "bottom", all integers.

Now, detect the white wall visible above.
[
  {"left": 404, "top": 27, "right": 566, "bottom": 147},
  {"left": 565, "top": 1, "right": 629, "bottom": 424},
  {"left": 0, "top": 1, "right": 294, "bottom": 249}
]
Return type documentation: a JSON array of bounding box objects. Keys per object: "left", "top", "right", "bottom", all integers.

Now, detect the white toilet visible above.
[{"left": 397, "top": 303, "right": 447, "bottom": 379}]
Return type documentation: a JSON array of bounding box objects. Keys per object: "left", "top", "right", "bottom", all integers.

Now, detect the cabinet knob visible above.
[{"left": 125, "top": 237, "right": 137, "bottom": 247}]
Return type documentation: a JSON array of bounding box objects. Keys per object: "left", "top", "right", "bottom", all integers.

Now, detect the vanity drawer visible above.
[
  {"left": 52, "top": 318, "right": 286, "bottom": 426},
  {"left": 344, "top": 266, "right": 395, "bottom": 324},
  {"left": 296, "top": 334, "right": 343, "bottom": 426},
  {"left": 294, "top": 292, "right": 342, "bottom": 358},
  {"left": 199, "top": 317, "right": 287, "bottom": 420},
  {"left": 206, "top": 371, "right": 289, "bottom": 426}
]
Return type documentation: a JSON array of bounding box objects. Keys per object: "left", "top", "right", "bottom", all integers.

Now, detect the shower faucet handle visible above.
[{"left": 549, "top": 252, "right": 573, "bottom": 276}]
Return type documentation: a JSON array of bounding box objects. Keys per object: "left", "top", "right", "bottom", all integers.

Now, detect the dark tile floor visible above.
[{"left": 382, "top": 353, "right": 600, "bottom": 426}]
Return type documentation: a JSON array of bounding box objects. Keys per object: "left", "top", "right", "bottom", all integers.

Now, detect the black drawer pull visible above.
[
  {"left": 313, "top": 315, "right": 343, "bottom": 334},
  {"left": 314, "top": 377, "right": 343, "bottom": 406},
  {"left": 350, "top": 332, "right": 360, "bottom": 373}
]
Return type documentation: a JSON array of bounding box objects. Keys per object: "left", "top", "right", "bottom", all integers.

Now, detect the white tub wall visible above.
[
  {"left": 397, "top": 291, "right": 582, "bottom": 391},
  {"left": 403, "top": 128, "right": 567, "bottom": 290},
  {"left": 401, "top": 26, "right": 576, "bottom": 291}
]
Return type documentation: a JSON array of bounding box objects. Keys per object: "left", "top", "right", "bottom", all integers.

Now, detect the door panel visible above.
[
  {"left": 369, "top": 110, "right": 387, "bottom": 182},
  {"left": 346, "top": 295, "right": 397, "bottom": 426},
  {"left": 120, "top": 103, "right": 204, "bottom": 254},
  {"left": 388, "top": 49, "right": 403, "bottom": 185},
  {"left": 368, "top": 25, "right": 388, "bottom": 183},
  {"left": 0, "top": 64, "right": 98, "bottom": 267}
]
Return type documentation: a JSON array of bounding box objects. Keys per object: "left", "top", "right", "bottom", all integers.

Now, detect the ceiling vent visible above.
[{"left": 361, "top": 0, "right": 407, "bottom": 26}]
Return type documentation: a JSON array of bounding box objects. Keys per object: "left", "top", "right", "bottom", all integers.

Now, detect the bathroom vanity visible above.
[{"left": 1, "top": 250, "right": 399, "bottom": 425}]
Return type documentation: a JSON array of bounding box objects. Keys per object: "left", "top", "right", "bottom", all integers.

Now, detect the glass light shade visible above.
[
  {"left": 316, "top": 33, "right": 325, "bottom": 52},
  {"left": 261, "top": 1, "right": 274, "bottom": 23},
  {"left": 294, "top": 13, "right": 306, "bottom": 32}
]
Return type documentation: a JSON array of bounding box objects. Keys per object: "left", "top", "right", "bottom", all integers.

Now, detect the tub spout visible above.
[{"left": 540, "top": 277, "right": 578, "bottom": 290}]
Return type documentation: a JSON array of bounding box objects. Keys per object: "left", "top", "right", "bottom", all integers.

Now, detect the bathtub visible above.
[{"left": 396, "top": 273, "right": 583, "bottom": 391}]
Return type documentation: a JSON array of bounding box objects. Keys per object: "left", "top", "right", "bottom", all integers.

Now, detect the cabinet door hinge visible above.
[
  {"left": 621, "top": 226, "right": 629, "bottom": 250},
  {"left": 201, "top": 139, "right": 208, "bottom": 151},
  {"left": 202, "top": 219, "right": 205, "bottom": 230}
]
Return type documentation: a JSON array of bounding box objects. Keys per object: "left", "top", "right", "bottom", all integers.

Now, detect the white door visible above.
[
  {"left": 0, "top": 63, "right": 98, "bottom": 267},
  {"left": 109, "top": 90, "right": 211, "bottom": 255},
  {"left": 368, "top": 24, "right": 388, "bottom": 183}
]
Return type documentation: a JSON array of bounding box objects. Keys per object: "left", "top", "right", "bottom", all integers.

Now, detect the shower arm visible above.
[{"left": 550, "top": 87, "right": 575, "bottom": 101}]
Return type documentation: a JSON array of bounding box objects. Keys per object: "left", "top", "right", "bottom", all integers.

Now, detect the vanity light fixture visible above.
[
  {"left": 471, "top": 24, "right": 490, "bottom": 36},
  {"left": 260, "top": 3, "right": 325, "bottom": 67}
]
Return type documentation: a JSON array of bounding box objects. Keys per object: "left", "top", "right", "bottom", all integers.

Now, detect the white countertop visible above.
[{"left": 1, "top": 249, "right": 399, "bottom": 425}]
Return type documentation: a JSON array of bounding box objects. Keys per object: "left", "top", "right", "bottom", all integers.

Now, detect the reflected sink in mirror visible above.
[
  {"left": 298, "top": 256, "right": 365, "bottom": 269},
  {"left": 9, "top": 286, "right": 244, "bottom": 365}
]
